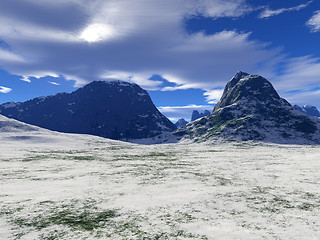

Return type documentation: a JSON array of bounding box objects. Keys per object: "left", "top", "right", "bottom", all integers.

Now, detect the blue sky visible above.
[{"left": 0, "top": 0, "right": 319, "bottom": 122}]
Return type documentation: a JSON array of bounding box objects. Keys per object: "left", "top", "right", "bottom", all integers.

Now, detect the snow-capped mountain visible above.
[
  {"left": 0, "top": 80, "right": 176, "bottom": 140},
  {"left": 175, "top": 71, "right": 320, "bottom": 144},
  {"left": 294, "top": 105, "right": 320, "bottom": 118},
  {"left": 175, "top": 118, "right": 188, "bottom": 128},
  {"left": 191, "top": 110, "right": 210, "bottom": 121}
]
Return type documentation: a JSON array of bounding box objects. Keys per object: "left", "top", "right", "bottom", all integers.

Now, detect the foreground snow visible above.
[{"left": 0, "top": 130, "right": 320, "bottom": 239}]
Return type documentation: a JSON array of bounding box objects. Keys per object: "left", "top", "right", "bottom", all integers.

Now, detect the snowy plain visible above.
[{"left": 0, "top": 123, "right": 320, "bottom": 239}]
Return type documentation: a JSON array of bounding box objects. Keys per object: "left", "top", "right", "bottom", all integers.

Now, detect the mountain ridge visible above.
[
  {"left": 175, "top": 72, "right": 320, "bottom": 144},
  {"left": 294, "top": 105, "right": 320, "bottom": 118},
  {"left": 0, "top": 80, "right": 176, "bottom": 140}
]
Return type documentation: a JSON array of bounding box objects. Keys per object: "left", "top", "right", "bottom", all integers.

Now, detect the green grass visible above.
[{"left": 13, "top": 209, "right": 117, "bottom": 231}]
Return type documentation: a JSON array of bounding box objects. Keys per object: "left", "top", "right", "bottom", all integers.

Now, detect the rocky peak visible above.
[
  {"left": 0, "top": 80, "right": 176, "bottom": 141},
  {"left": 214, "top": 72, "right": 284, "bottom": 111},
  {"left": 175, "top": 118, "right": 188, "bottom": 128},
  {"left": 175, "top": 72, "right": 320, "bottom": 144},
  {"left": 191, "top": 110, "right": 211, "bottom": 121}
]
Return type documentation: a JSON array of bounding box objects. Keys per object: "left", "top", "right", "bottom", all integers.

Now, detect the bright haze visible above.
[{"left": 0, "top": 0, "right": 319, "bottom": 122}]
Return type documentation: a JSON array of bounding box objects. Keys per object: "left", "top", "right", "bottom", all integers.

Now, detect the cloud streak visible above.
[
  {"left": 286, "top": 90, "right": 320, "bottom": 108},
  {"left": 271, "top": 55, "right": 320, "bottom": 110},
  {"left": 259, "top": 1, "right": 312, "bottom": 19},
  {"left": 48, "top": 81, "right": 60, "bottom": 86},
  {"left": 273, "top": 56, "right": 320, "bottom": 92}
]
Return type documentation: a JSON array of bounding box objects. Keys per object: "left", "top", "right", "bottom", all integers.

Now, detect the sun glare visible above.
[{"left": 79, "top": 23, "right": 114, "bottom": 43}]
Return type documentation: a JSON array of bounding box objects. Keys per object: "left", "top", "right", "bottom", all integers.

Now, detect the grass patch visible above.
[
  {"left": 72, "top": 155, "right": 96, "bottom": 161},
  {"left": 298, "top": 202, "right": 319, "bottom": 211},
  {"left": 13, "top": 209, "right": 117, "bottom": 231}
]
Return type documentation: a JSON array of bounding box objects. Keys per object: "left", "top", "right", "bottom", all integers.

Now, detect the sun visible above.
[{"left": 79, "top": 23, "right": 115, "bottom": 43}]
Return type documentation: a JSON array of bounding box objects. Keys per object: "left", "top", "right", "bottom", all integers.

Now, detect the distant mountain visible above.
[
  {"left": 0, "top": 80, "right": 176, "bottom": 140},
  {"left": 175, "top": 118, "right": 188, "bottom": 128},
  {"left": 191, "top": 110, "right": 210, "bottom": 121},
  {"left": 175, "top": 71, "right": 320, "bottom": 144},
  {"left": 294, "top": 105, "right": 320, "bottom": 117}
]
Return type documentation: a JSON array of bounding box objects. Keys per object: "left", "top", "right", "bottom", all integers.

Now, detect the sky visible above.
[{"left": 0, "top": 0, "right": 319, "bottom": 122}]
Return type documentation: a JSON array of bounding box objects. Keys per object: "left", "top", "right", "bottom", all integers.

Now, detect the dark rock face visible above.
[
  {"left": 0, "top": 80, "right": 176, "bottom": 140},
  {"left": 176, "top": 72, "right": 320, "bottom": 144},
  {"left": 175, "top": 118, "right": 188, "bottom": 128},
  {"left": 191, "top": 110, "right": 210, "bottom": 121},
  {"left": 294, "top": 105, "right": 320, "bottom": 117}
]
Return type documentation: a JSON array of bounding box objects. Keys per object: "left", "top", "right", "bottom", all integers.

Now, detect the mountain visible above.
[
  {"left": 175, "top": 118, "right": 188, "bottom": 128},
  {"left": 0, "top": 80, "right": 176, "bottom": 140},
  {"left": 294, "top": 105, "right": 320, "bottom": 117},
  {"left": 175, "top": 71, "right": 320, "bottom": 144},
  {"left": 191, "top": 110, "right": 210, "bottom": 121}
]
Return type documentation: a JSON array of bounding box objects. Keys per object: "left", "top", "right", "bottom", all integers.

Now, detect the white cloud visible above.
[
  {"left": 307, "top": 10, "right": 320, "bottom": 32},
  {"left": 48, "top": 81, "right": 60, "bottom": 86},
  {"left": 259, "top": 1, "right": 312, "bottom": 19},
  {"left": 21, "top": 76, "right": 31, "bottom": 83},
  {"left": 159, "top": 104, "right": 214, "bottom": 122},
  {"left": 0, "top": 0, "right": 281, "bottom": 91},
  {"left": 204, "top": 89, "right": 224, "bottom": 104},
  {"left": 20, "top": 72, "right": 59, "bottom": 83},
  {"left": 0, "top": 86, "right": 12, "bottom": 93}
]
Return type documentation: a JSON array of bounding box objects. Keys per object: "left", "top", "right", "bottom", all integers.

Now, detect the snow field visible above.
[{"left": 0, "top": 131, "right": 320, "bottom": 239}]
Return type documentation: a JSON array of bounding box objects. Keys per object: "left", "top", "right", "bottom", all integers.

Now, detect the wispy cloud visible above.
[
  {"left": 0, "top": 48, "right": 25, "bottom": 63},
  {"left": 285, "top": 90, "right": 320, "bottom": 108},
  {"left": 203, "top": 89, "right": 224, "bottom": 104},
  {"left": 273, "top": 55, "right": 320, "bottom": 92},
  {"left": 0, "top": 0, "right": 281, "bottom": 91},
  {"left": 270, "top": 55, "right": 320, "bottom": 110},
  {"left": 0, "top": 86, "right": 12, "bottom": 93},
  {"left": 48, "top": 81, "right": 60, "bottom": 86},
  {"left": 306, "top": 10, "right": 320, "bottom": 32},
  {"left": 259, "top": 1, "right": 313, "bottom": 19}
]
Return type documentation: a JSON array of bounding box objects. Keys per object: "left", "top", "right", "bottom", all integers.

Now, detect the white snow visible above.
[
  {"left": 0, "top": 115, "right": 320, "bottom": 239},
  {"left": 138, "top": 92, "right": 147, "bottom": 96}
]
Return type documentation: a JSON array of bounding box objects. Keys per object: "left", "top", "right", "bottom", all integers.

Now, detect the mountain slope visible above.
[
  {"left": 175, "top": 72, "right": 320, "bottom": 144},
  {"left": 0, "top": 80, "right": 176, "bottom": 140}
]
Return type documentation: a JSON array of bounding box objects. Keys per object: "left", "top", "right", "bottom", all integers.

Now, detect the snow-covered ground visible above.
[{"left": 1, "top": 129, "right": 320, "bottom": 239}]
